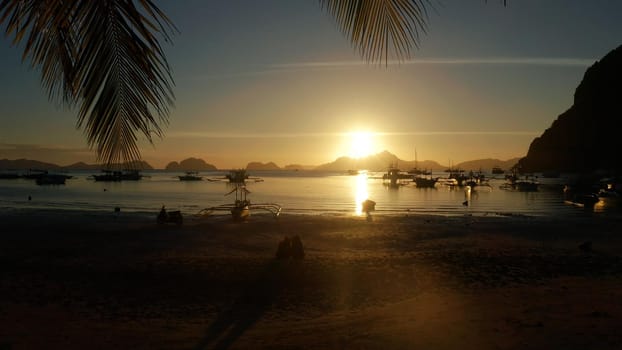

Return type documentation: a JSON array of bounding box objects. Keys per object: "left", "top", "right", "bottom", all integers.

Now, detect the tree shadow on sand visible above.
[{"left": 194, "top": 259, "right": 303, "bottom": 350}]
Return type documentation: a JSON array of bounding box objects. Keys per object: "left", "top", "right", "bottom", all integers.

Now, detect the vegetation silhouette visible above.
[{"left": 1, "top": 1, "right": 505, "bottom": 167}]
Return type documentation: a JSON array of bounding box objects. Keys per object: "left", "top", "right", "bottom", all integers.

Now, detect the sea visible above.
[{"left": 1, "top": 170, "right": 620, "bottom": 219}]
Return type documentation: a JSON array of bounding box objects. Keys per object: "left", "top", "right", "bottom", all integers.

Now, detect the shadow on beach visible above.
[{"left": 194, "top": 259, "right": 304, "bottom": 350}]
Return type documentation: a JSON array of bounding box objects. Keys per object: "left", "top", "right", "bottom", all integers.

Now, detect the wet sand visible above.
[{"left": 1, "top": 210, "right": 622, "bottom": 349}]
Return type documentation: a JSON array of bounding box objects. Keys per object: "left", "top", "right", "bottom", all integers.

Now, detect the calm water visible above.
[{"left": 1, "top": 170, "right": 620, "bottom": 218}]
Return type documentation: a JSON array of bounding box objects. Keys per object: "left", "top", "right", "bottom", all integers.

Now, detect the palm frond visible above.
[
  {"left": 0, "top": 0, "right": 176, "bottom": 166},
  {"left": 319, "top": 0, "right": 434, "bottom": 64}
]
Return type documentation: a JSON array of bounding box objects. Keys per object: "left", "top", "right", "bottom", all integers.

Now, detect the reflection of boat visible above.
[
  {"left": 178, "top": 171, "right": 202, "bottom": 181},
  {"left": 563, "top": 185, "right": 599, "bottom": 209}
]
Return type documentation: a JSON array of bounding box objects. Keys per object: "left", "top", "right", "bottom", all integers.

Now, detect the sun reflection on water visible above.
[{"left": 354, "top": 171, "right": 369, "bottom": 216}]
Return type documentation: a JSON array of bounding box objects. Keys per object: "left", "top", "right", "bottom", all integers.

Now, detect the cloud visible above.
[
  {"left": 180, "top": 56, "right": 595, "bottom": 81},
  {"left": 0, "top": 143, "right": 91, "bottom": 153}
]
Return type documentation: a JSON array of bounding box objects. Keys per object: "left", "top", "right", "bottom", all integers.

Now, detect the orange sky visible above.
[{"left": 1, "top": 1, "right": 621, "bottom": 168}]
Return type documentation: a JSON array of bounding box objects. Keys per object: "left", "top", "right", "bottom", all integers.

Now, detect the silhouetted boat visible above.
[
  {"left": 0, "top": 172, "right": 20, "bottom": 179},
  {"left": 492, "top": 166, "right": 504, "bottom": 175},
  {"left": 382, "top": 163, "right": 411, "bottom": 187},
  {"left": 407, "top": 149, "right": 432, "bottom": 175},
  {"left": 413, "top": 175, "right": 438, "bottom": 188},
  {"left": 501, "top": 172, "right": 539, "bottom": 192},
  {"left": 35, "top": 174, "right": 67, "bottom": 185},
  {"left": 92, "top": 169, "right": 143, "bottom": 181},
  {"left": 446, "top": 169, "right": 468, "bottom": 187},
  {"left": 197, "top": 183, "right": 281, "bottom": 220},
  {"left": 541, "top": 171, "right": 560, "bottom": 178},
  {"left": 21, "top": 169, "right": 48, "bottom": 179},
  {"left": 226, "top": 169, "right": 250, "bottom": 183},
  {"left": 178, "top": 171, "right": 202, "bottom": 181}
]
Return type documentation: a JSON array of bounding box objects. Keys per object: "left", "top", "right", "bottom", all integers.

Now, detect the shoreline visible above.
[{"left": 1, "top": 211, "right": 622, "bottom": 349}]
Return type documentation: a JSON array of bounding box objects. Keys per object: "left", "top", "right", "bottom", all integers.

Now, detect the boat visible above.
[
  {"left": 491, "top": 166, "right": 504, "bottom": 175},
  {"left": 178, "top": 171, "right": 203, "bottom": 181},
  {"left": 92, "top": 170, "right": 122, "bottom": 181},
  {"left": 500, "top": 172, "right": 539, "bottom": 192},
  {"left": 407, "top": 149, "right": 432, "bottom": 175},
  {"left": 446, "top": 169, "right": 468, "bottom": 187},
  {"left": 464, "top": 170, "right": 491, "bottom": 190},
  {"left": 21, "top": 169, "right": 48, "bottom": 179},
  {"left": 413, "top": 175, "right": 438, "bottom": 188},
  {"left": 541, "top": 171, "right": 560, "bottom": 178},
  {"left": 92, "top": 169, "right": 143, "bottom": 182},
  {"left": 382, "top": 163, "right": 411, "bottom": 187},
  {"left": 0, "top": 172, "right": 20, "bottom": 179},
  {"left": 120, "top": 169, "right": 142, "bottom": 180},
  {"left": 35, "top": 174, "right": 67, "bottom": 185},
  {"left": 226, "top": 169, "right": 250, "bottom": 183},
  {"left": 197, "top": 183, "right": 281, "bottom": 220}
]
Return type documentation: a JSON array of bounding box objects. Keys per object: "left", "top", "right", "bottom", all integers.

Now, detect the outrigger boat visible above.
[
  {"left": 178, "top": 171, "right": 203, "bottom": 181},
  {"left": 91, "top": 169, "right": 143, "bottom": 182},
  {"left": 206, "top": 169, "right": 264, "bottom": 183},
  {"left": 197, "top": 183, "right": 281, "bottom": 221}
]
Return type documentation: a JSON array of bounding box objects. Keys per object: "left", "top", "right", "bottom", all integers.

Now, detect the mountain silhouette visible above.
[
  {"left": 518, "top": 45, "right": 622, "bottom": 173},
  {"left": 165, "top": 158, "right": 217, "bottom": 171}
]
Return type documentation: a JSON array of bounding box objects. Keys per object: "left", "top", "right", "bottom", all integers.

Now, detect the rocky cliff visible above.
[
  {"left": 165, "top": 158, "right": 217, "bottom": 171},
  {"left": 518, "top": 45, "right": 622, "bottom": 173}
]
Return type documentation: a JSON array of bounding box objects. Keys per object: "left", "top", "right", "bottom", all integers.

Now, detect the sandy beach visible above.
[{"left": 1, "top": 210, "right": 622, "bottom": 349}]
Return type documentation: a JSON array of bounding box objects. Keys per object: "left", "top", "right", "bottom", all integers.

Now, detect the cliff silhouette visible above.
[
  {"left": 518, "top": 45, "right": 622, "bottom": 174},
  {"left": 165, "top": 158, "right": 217, "bottom": 171}
]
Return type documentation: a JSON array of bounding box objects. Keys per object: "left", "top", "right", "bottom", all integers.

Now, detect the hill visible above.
[
  {"left": 0, "top": 159, "right": 153, "bottom": 170},
  {"left": 0, "top": 158, "right": 60, "bottom": 170},
  {"left": 518, "top": 45, "right": 622, "bottom": 173},
  {"left": 246, "top": 162, "right": 281, "bottom": 171},
  {"left": 314, "top": 151, "right": 444, "bottom": 172},
  {"left": 165, "top": 158, "right": 217, "bottom": 171}
]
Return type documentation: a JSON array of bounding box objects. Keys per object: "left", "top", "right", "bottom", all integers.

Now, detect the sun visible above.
[{"left": 348, "top": 131, "right": 374, "bottom": 158}]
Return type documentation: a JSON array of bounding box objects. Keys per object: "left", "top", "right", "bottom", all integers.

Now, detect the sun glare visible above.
[{"left": 348, "top": 131, "right": 374, "bottom": 158}]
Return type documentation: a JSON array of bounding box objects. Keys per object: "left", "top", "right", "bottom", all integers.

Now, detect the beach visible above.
[{"left": 1, "top": 210, "right": 622, "bottom": 349}]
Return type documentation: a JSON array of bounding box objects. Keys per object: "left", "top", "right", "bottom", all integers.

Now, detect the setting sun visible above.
[{"left": 348, "top": 131, "right": 374, "bottom": 158}]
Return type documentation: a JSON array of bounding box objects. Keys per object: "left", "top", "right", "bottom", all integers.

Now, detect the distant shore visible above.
[{"left": 1, "top": 211, "right": 622, "bottom": 349}]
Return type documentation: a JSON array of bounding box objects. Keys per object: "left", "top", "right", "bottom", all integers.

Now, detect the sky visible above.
[{"left": 1, "top": 0, "right": 621, "bottom": 169}]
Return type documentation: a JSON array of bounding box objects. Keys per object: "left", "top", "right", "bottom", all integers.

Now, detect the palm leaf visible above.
[
  {"left": 0, "top": 0, "right": 176, "bottom": 167},
  {"left": 319, "top": 0, "right": 434, "bottom": 64},
  {"left": 321, "top": 0, "right": 508, "bottom": 64}
]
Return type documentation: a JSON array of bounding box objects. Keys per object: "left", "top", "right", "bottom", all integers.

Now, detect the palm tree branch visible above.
[
  {"left": 71, "top": 0, "right": 174, "bottom": 166},
  {"left": 319, "top": 0, "right": 434, "bottom": 64},
  {"left": 1, "top": 0, "right": 175, "bottom": 167}
]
